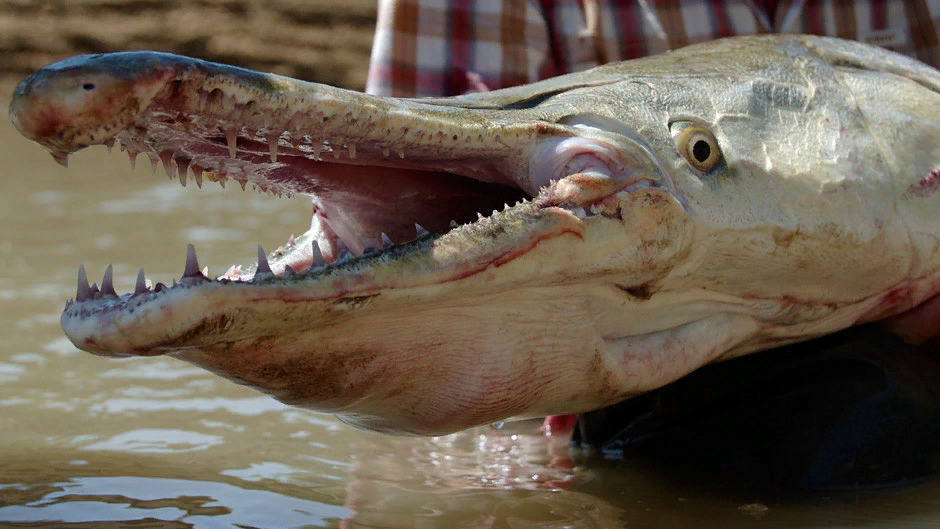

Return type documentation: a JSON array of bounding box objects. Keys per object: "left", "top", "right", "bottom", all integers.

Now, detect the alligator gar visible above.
[{"left": 9, "top": 35, "right": 940, "bottom": 435}]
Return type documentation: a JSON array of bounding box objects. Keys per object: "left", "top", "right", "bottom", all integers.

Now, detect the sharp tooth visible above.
[
  {"left": 312, "top": 140, "right": 322, "bottom": 160},
  {"left": 268, "top": 134, "right": 279, "bottom": 162},
  {"left": 134, "top": 268, "right": 148, "bottom": 295},
  {"left": 194, "top": 168, "right": 204, "bottom": 188},
  {"left": 160, "top": 151, "right": 176, "bottom": 180},
  {"left": 450, "top": 220, "right": 458, "bottom": 228},
  {"left": 348, "top": 142, "right": 357, "bottom": 159},
  {"left": 175, "top": 157, "right": 191, "bottom": 182},
  {"left": 380, "top": 232, "right": 393, "bottom": 248},
  {"left": 311, "top": 242, "right": 325, "bottom": 266},
  {"left": 477, "top": 212, "right": 485, "bottom": 220},
  {"left": 104, "top": 138, "right": 115, "bottom": 153},
  {"left": 202, "top": 266, "right": 209, "bottom": 277},
  {"left": 415, "top": 223, "right": 429, "bottom": 237},
  {"left": 238, "top": 179, "right": 247, "bottom": 191},
  {"left": 362, "top": 238, "right": 376, "bottom": 253},
  {"left": 287, "top": 110, "right": 304, "bottom": 133},
  {"left": 76, "top": 264, "right": 93, "bottom": 301},
  {"left": 90, "top": 283, "right": 100, "bottom": 297},
  {"left": 225, "top": 127, "right": 238, "bottom": 159},
  {"left": 51, "top": 151, "right": 69, "bottom": 167},
  {"left": 397, "top": 149, "right": 405, "bottom": 159},
  {"left": 145, "top": 151, "right": 158, "bottom": 173},
  {"left": 101, "top": 264, "right": 117, "bottom": 297},
  {"left": 183, "top": 243, "right": 202, "bottom": 278},
  {"left": 255, "top": 245, "right": 273, "bottom": 277},
  {"left": 381, "top": 146, "right": 390, "bottom": 158},
  {"left": 282, "top": 265, "right": 295, "bottom": 278},
  {"left": 126, "top": 149, "right": 138, "bottom": 170}
]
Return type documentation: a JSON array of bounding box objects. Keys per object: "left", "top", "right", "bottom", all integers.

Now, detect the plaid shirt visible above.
[{"left": 366, "top": 0, "right": 940, "bottom": 97}]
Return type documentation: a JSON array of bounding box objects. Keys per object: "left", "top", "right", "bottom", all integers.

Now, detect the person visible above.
[
  {"left": 363, "top": 0, "right": 940, "bottom": 490},
  {"left": 366, "top": 0, "right": 939, "bottom": 97}
]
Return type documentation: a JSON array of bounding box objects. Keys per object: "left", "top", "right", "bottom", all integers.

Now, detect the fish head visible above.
[{"left": 9, "top": 36, "right": 940, "bottom": 434}]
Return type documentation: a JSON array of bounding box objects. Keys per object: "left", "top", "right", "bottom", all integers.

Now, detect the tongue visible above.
[{"left": 281, "top": 160, "right": 527, "bottom": 252}]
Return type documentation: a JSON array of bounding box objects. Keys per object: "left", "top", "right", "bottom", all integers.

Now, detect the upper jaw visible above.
[
  {"left": 11, "top": 51, "right": 670, "bottom": 353},
  {"left": 10, "top": 50, "right": 659, "bottom": 194}
]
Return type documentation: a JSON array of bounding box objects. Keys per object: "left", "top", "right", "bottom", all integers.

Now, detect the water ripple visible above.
[
  {"left": 88, "top": 396, "right": 290, "bottom": 415},
  {"left": 0, "top": 476, "right": 350, "bottom": 527},
  {"left": 81, "top": 429, "right": 223, "bottom": 453}
]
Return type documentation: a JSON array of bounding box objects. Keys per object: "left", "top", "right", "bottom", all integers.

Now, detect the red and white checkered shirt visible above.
[{"left": 366, "top": 0, "right": 940, "bottom": 97}]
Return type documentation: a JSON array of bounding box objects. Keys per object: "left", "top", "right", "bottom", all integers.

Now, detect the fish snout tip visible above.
[{"left": 8, "top": 87, "right": 57, "bottom": 144}]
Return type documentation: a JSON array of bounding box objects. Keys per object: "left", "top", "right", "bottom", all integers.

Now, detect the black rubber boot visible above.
[{"left": 572, "top": 326, "right": 940, "bottom": 490}]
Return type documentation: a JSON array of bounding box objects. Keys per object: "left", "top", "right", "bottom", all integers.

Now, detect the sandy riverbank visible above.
[{"left": 0, "top": 0, "right": 377, "bottom": 91}]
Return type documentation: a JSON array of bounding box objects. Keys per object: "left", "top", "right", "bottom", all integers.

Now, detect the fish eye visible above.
[
  {"left": 676, "top": 124, "right": 721, "bottom": 172},
  {"left": 82, "top": 83, "right": 96, "bottom": 91}
]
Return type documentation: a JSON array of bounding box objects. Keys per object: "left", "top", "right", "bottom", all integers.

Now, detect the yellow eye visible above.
[{"left": 677, "top": 125, "right": 721, "bottom": 172}]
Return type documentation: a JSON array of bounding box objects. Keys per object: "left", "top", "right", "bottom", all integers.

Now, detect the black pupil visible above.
[
  {"left": 692, "top": 139, "right": 711, "bottom": 163},
  {"left": 82, "top": 83, "right": 95, "bottom": 91}
]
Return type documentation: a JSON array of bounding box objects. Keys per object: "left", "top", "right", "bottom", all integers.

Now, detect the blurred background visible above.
[
  {"left": 2, "top": 3, "right": 940, "bottom": 528},
  {"left": 0, "top": 0, "right": 376, "bottom": 91}
]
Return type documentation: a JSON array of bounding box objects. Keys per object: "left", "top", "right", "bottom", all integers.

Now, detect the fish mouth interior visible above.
[
  {"left": 106, "top": 84, "right": 534, "bottom": 284},
  {"left": 10, "top": 57, "right": 630, "bottom": 305}
]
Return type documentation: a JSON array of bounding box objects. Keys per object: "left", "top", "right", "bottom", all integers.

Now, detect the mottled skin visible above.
[{"left": 9, "top": 35, "right": 940, "bottom": 434}]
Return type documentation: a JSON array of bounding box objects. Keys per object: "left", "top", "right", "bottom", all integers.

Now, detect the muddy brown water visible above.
[{"left": 2, "top": 89, "right": 940, "bottom": 527}]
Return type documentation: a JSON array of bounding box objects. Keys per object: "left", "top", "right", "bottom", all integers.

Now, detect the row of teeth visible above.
[
  {"left": 70, "top": 183, "right": 550, "bottom": 305},
  {"left": 99, "top": 125, "right": 377, "bottom": 198},
  {"left": 70, "top": 186, "right": 550, "bottom": 304},
  {"left": 185, "top": 86, "right": 423, "bottom": 161},
  {"left": 105, "top": 83, "right": 413, "bottom": 194},
  {"left": 116, "top": 118, "right": 538, "bottom": 258},
  {"left": 112, "top": 136, "right": 290, "bottom": 197},
  {"left": 71, "top": 226, "right": 437, "bottom": 304}
]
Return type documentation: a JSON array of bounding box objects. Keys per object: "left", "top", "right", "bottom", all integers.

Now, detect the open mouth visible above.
[
  {"left": 70, "top": 102, "right": 535, "bottom": 304},
  {"left": 9, "top": 50, "right": 696, "bottom": 433},
  {"left": 9, "top": 52, "right": 648, "bottom": 319},
  {"left": 89, "top": 81, "right": 534, "bottom": 290}
]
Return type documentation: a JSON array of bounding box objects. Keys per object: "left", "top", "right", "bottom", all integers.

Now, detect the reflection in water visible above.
[
  {"left": 82, "top": 429, "right": 224, "bottom": 453},
  {"left": 0, "top": 477, "right": 349, "bottom": 527},
  {"left": 2, "top": 89, "right": 940, "bottom": 528}
]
